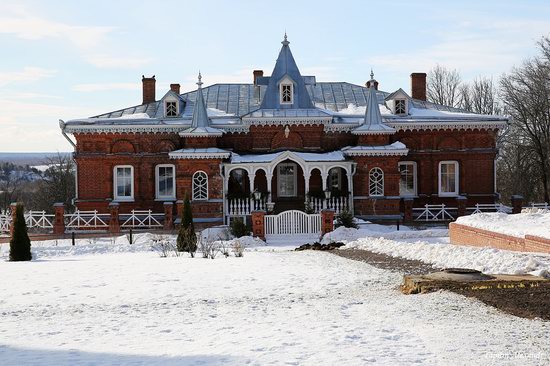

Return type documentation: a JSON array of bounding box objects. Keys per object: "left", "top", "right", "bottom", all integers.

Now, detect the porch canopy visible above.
[{"left": 223, "top": 150, "right": 356, "bottom": 198}]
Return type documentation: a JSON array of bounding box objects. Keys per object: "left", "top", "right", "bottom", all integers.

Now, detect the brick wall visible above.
[{"left": 449, "top": 222, "right": 550, "bottom": 254}]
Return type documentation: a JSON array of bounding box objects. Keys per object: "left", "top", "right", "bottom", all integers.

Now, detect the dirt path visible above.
[{"left": 332, "top": 249, "right": 550, "bottom": 321}]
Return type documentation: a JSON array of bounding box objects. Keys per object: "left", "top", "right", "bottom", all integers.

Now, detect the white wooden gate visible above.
[{"left": 264, "top": 210, "right": 321, "bottom": 240}]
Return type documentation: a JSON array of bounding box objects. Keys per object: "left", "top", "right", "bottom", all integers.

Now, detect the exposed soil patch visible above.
[{"left": 332, "top": 249, "right": 550, "bottom": 321}]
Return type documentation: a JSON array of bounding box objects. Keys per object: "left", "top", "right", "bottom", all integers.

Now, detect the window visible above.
[
  {"left": 165, "top": 101, "right": 177, "bottom": 117},
  {"left": 192, "top": 171, "right": 208, "bottom": 200},
  {"left": 398, "top": 162, "right": 417, "bottom": 196},
  {"left": 369, "top": 167, "right": 384, "bottom": 196},
  {"left": 328, "top": 168, "right": 341, "bottom": 190},
  {"left": 156, "top": 165, "right": 175, "bottom": 200},
  {"left": 439, "top": 161, "right": 459, "bottom": 196},
  {"left": 114, "top": 165, "right": 134, "bottom": 201},
  {"left": 280, "top": 83, "right": 293, "bottom": 104},
  {"left": 230, "top": 169, "right": 246, "bottom": 194},
  {"left": 278, "top": 163, "right": 297, "bottom": 197},
  {"left": 395, "top": 99, "right": 406, "bottom": 115}
]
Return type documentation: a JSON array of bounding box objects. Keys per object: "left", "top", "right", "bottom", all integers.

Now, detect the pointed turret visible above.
[
  {"left": 352, "top": 70, "right": 394, "bottom": 135},
  {"left": 259, "top": 34, "right": 313, "bottom": 109},
  {"left": 180, "top": 72, "right": 224, "bottom": 137}
]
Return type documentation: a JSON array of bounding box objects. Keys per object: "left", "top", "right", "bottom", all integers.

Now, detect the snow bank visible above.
[
  {"left": 345, "top": 236, "right": 550, "bottom": 278},
  {"left": 321, "top": 226, "right": 448, "bottom": 244},
  {"left": 456, "top": 211, "right": 550, "bottom": 239}
]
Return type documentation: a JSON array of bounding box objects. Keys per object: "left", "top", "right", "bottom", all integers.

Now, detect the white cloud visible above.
[
  {"left": 72, "top": 83, "right": 140, "bottom": 92},
  {"left": 0, "top": 67, "right": 57, "bottom": 87},
  {"left": 0, "top": 3, "right": 114, "bottom": 49},
  {"left": 87, "top": 54, "right": 153, "bottom": 69}
]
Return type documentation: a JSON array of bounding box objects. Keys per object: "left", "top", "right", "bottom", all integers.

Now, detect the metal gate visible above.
[{"left": 264, "top": 210, "right": 321, "bottom": 239}]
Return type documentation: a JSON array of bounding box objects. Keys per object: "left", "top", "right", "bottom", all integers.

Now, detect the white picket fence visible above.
[
  {"left": 414, "top": 204, "right": 456, "bottom": 222},
  {"left": 25, "top": 211, "right": 54, "bottom": 229},
  {"left": 308, "top": 196, "right": 350, "bottom": 214},
  {"left": 121, "top": 210, "right": 163, "bottom": 229},
  {"left": 227, "top": 198, "right": 266, "bottom": 216},
  {"left": 468, "top": 203, "right": 512, "bottom": 214},
  {"left": 0, "top": 213, "right": 10, "bottom": 233},
  {"left": 525, "top": 202, "right": 549, "bottom": 210},
  {"left": 65, "top": 210, "right": 110, "bottom": 229},
  {"left": 265, "top": 210, "right": 321, "bottom": 237}
]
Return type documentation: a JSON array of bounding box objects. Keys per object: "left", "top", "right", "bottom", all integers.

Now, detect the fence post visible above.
[
  {"left": 251, "top": 210, "right": 266, "bottom": 240},
  {"left": 163, "top": 202, "right": 174, "bottom": 230},
  {"left": 511, "top": 195, "right": 523, "bottom": 214},
  {"left": 109, "top": 202, "right": 120, "bottom": 234},
  {"left": 320, "top": 209, "right": 335, "bottom": 236},
  {"left": 53, "top": 203, "right": 65, "bottom": 235},
  {"left": 456, "top": 195, "right": 467, "bottom": 217},
  {"left": 403, "top": 198, "right": 414, "bottom": 222},
  {"left": 9, "top": 202, "right": 17, "bottom": 236}
]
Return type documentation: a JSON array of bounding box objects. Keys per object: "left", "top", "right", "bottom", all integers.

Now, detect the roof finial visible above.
[
  {"left": 370, "top": 68, "right": 374, "bottom": 80},
  {"left": 282, "top": 31, "right": 289, "bottom": 46},
  {"left": 197, "top": 71, "right": 203, "bottom": 88}
]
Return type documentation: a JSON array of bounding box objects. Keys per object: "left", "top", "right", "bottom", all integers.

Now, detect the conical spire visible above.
[
  {"left": 364, "top": 71, "right": 383, "bottom": 127},
  {"left": 179, "top": 72, "right": 224, "bottom": 137},
  {"left": 352, "top": 70, "right": 395, "bottom": 135},
  {"left": 191, "top": 71, "right": 208, "bottom": 128},
  {"left": 259, "top": 34, "right": 313, "bottom": 109}
]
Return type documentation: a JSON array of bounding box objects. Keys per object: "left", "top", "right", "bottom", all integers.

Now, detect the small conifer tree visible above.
[
  {"left": 9, "top": 203, "right": 32, "bottom": 261},
  {"left": 177, "top": 196, "right": 197, "bottom": 257},
  {"left": 336, "top": 210, "right": 358, "bottom": 229}
]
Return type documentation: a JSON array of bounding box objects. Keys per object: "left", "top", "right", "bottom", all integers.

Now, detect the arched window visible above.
[
  {"left": 369, "top": 167, "right": 384, "bottom": 196},
  {"left": 192, "top": 171, "right": 208, "bottom": 200}
]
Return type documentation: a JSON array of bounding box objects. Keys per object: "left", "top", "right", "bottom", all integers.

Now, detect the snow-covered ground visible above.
[
  {"left": 0, "top": 231, "right": 549, "bottom": 365},
  {"left": 456, "top": 210, "right": 550, "bottom": 240},
  {"left": 323, "top": 226, "right": 550, "bottom": 278}
]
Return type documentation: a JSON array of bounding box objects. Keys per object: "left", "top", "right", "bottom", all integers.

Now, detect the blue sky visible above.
[{"left": 0, "top": 0, "right": 549, "bottom": 152}]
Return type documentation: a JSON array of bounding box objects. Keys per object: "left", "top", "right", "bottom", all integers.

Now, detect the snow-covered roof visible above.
[
  {"left": 169, "top": 148, "right": 231, "bottom": 159},
  {"left": 352, "top": 73, "right": 396, "bottom": 136},
  {"left": 342, "top": 142, "right": 409, "bottom": 156},
  {"left": 231, "top": 150, "right": 346, "bottom": 164}
]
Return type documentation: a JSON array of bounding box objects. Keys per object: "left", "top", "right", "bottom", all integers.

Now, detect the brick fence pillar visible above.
[
  {"left": 163, "top": 202, "right": 174, "bottom": 230},
  {"left": 53, "top": 203, "right": 65, "bottom": 235},
  {"left": 109, "top": 202, "right": 120, "bottom": 234},
  {"left": 511, "top": 195, "right": 523, "bottom": 214},
  {"left": 9, "top": 202, "right": 17, "bottom": 236},
  {"left": 403, "top": 198, "right": 414, "bottom": 222},
  {"left": 251, "top": 210, "right": 266, "bottom": 240},
  {"left": 320, "top": 209, "right": 335, "bottom": 236},
  {"left": 456, "top": 195, "right": 468, "bottom": 217}
]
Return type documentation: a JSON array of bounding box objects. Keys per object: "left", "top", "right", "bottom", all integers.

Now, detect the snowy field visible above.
[
  {"left": 0, "top": 232, "right": 549, "bottom": 365},
  {"left": 456, "top": 209, "right": 550, "bottom": 240}
]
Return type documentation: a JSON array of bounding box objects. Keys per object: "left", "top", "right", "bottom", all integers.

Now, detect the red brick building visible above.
[{"left": 60, "top": 35, "right": 507, "bottom": 226}]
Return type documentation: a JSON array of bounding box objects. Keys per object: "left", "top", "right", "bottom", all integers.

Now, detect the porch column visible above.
[
  {"left": 321, "top": 172, "right": 328, "bottom": 209},
  {"left": 347, "top": 170, "right": 354, "bottom": 214},
  {"left": 249, "top": 170, "right": 256, "bottom": 194},
  {"left": 266, "top": 172, "right": 274, "bottom": 204},
  {"left": 304, "top": 169, "right": 311, "bottom": 207}
]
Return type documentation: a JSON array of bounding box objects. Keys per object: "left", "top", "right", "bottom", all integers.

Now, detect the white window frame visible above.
[
  {"left": 438, "top": 161, "right": 459, "bottom": 197},
  {"left": 192, "top": 171, "right": 208, "bottom": 201},
  {"left": 398, "top": 161, "right": 417, "bottom": 197},
  {"left": 369, "top": 167, "right": 384, "bottom": 197},
  {"left": 164, "top": 100, "right": 178, "bottom": 118},
  {"left": 277, "top": 162, "right": 297, "bottom": 197},
  {"left": 328, "top": 167, "right": 342, "bottom": 190},
  {"left": 394, "top": 99, "right": 407, "bottom": 115},
  {"left": 155, "top": 164, "right": 176, "bottom": 200},
  {"left": 280, "top": 83, "right": 294, "bottom": 105},
  {"left": 113, "top": 165, "right": 134, "bottom": 201}
]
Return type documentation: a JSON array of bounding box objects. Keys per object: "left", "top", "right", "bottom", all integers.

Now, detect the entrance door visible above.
[{"left": 277, "top": 162, "right": 297, "bottom": 197}]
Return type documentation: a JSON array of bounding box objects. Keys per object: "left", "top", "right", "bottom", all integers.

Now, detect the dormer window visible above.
[
  {"left": 280, "top": 83, "right": 293, "bottom": 104},
  {"left": 395, "top": 99, "right": 407, "bottom": 115},
  {"left": 165, "top": 101, "right": 177, "bottom": 117}
]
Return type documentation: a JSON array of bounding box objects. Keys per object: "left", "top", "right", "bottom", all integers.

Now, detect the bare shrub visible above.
[
  {"left": 232, "top": 239, "right": 244, "bottom": 258},
  {"left": 151, "top": 235, "right": 179, "bottom": 258}
]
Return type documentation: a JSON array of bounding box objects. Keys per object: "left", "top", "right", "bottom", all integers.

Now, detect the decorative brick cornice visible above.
[{"left": 65, "top": 124, "right": 183, "bottom": 134}]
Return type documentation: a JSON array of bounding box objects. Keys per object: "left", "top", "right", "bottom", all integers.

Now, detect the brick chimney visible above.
[
  {"left": 170, "top": 83, "right": 181, "bottom": 94},
  {"left": 142, "top": 75, "right": 156, "bottom": 104},
  {"left": 253, "top": 70, "right": 264, "bottom": 85},
  {"left": 411, "top": 73, "right": 427, "bottom": 101},
  {"left": 365, "top": 80, "right": 379, "bottom": 90}
]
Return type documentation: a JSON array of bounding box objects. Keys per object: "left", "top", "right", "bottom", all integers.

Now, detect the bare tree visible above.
[
  {"left": 427, "top": 64, "right": 463, "bottom": 107},
  {"left": 34, "top": 153, "right": 76, "bottom": 212},
  {"left": 499, "top": 36, "right": 550, "bottom": 203}
]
